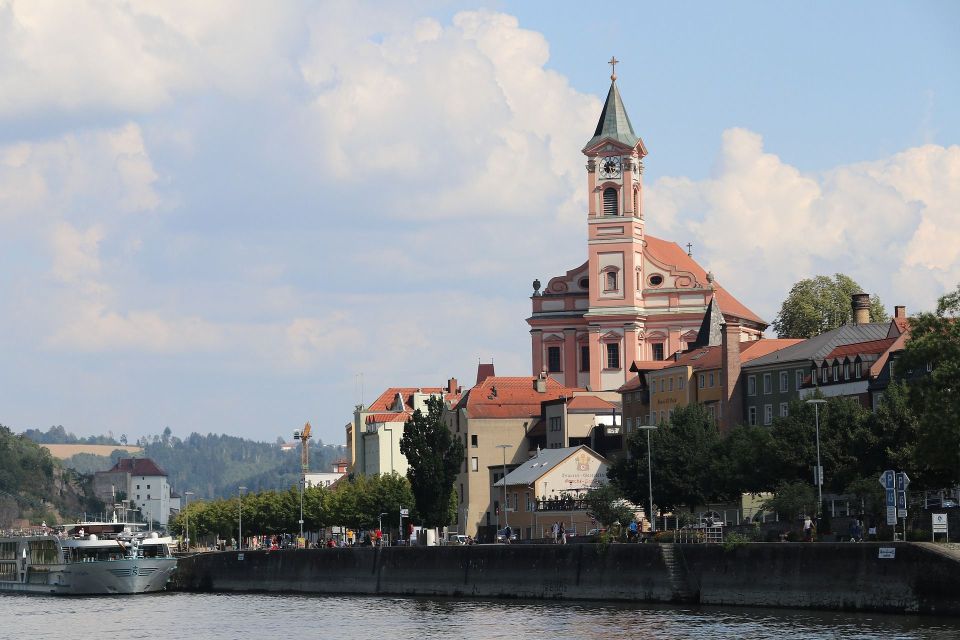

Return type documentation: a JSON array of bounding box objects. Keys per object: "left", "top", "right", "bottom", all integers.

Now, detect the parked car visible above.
[
  {"left": 927, "top": 498, "right": 958, "bottom": 509},
  {"left": 446, "top": 534, "right": 469, "bottom": 545},
  {"left": 496, "top": 528, "right": 518, "bottom": 543}
]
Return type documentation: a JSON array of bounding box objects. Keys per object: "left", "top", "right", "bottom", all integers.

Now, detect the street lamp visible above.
[
  {"left": 637, "top": 426, "right": 658, "bottom": 533},
  {"left": 806, "top": 399, "right": 827, "bottom": 517},
  {"left": 238, "top": 486, "right": 247, "bottom": 550},
  {"left": 496, "top": 444, "right": 513, "bottom": 537},
  {"left": 183, "top": 491, "right": 194, "bottom": 552}
]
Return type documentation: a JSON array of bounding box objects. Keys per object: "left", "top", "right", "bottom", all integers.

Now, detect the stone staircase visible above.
[{"left": 660, "top": 544, "right": 698, "bottom": 603}]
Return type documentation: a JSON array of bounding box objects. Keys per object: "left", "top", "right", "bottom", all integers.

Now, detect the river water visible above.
[{"left": 3, "top": 592, "right": 959, "bottom": 639}]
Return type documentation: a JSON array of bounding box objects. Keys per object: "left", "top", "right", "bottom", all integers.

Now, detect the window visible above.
[
  {"left": 708, "top": 372, "right": 715, "bottom": 388},
  {"left": 603, "top": 187, "right": 619, "bottom": 215},
  {"left": 780, "top": 402, "right": 789, "bottom": 417},
  {"left": 470, "top": 457, "right": 478, "bottom": 472},
  {"left": 547, "top": 346, "right": 562, "bottom": 372},
  {"left": 549, "top": 417, "right": 562, "bottom": 432},
  {"left": 763, "top": 373, "right": 772, "bottom": 394},
  {"left": 580, "top": 345, "right": 590, "bottom": 372},
  {"left": 460, "top": 484, "right": 464, "bottom": 504},
  {"left": 763, "top": 404, "right": 773, "bottom": 425},
  {"left": 748, "top": 406, "right": 757, "bottom": 426},
  {"left": 633, "top": 188, "right": 638, "bottom": 214},
  {"left": 648, "top": 274, "right": 664, "bottom": 287},
  {"left": 747, "top": 375, "right": 756, "bottom": 396},
  {"left": 659, "top": 379, "right": 664, "bottom": 393},
  {"left": 779, "top": 372, "right": 788, "bottom": 393},
  {"left": 833, "top": 363, "right": 840, "bottom": 381},
  {"left": 820, "top": 364, "right": 828, "bottom": 383},
  {"left": 526, "top": 492, "right": 532, "bottom": 512},
  {"left": 146, "top": 494, "right": 150, "bottom": 500},
  {"left": 678, "top": 377, "right": 685, "bottom": 390},
  {"left": 605, "top": 270, "right": 618, "bottom": 291},
  {"left": 146, "top": 485, "right": 150, "bottom": 490},
  {"left": 651, "top": 343, "right": 664, "bottom": 361},
  {"left": 625, "top": 417, "right": 632, "bottom": 430},
  {"left": 471, "top": 434, "right": 478, "bottom": 448},
  {"left": 668, "top": 378, "right": 674, "bottom": 392},
  {"left": 136, "top": 485, "right": 140, "bottom": 490},
  {"left": 855, "top": 361, "right": 862, "bottom": 378},
  {"left": 606, "top": 343, "right": 620, "bottom": 369},
  {"left": 796, "top": 370, "right": 804, "bottom": 390},
  {"left": 699, "top": 374, "right": 706, "bottom": 389}
]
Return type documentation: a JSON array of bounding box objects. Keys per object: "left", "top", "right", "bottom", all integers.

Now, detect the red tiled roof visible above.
[
  {"left": 629, "top": 360, "right": 674, "bottom": 373},
  {"left": 617, "top": 375, "right": 646, "bottom": 393},
  {"left": 644, "top": 235, "right": 767, "bottom": 326},
  {"left": 365, "top": 412, "right": 410, "bottom": 424},
  {"left": 367, "top": 387, "right": 461, "bottom": 412},
  {"left": 668, "top": 339, "right": 803, "bottom": 371},
  {"left": 109, "top": 458, "right": 167, "bottom": 477},
  {"left": 823, "top": 337, "right": 898, "bottom": 360},
  {"left": 463, "top": 376, "right": 577, "bottom": 419},
  {"left": 869, "top": 333, "right": 908, "bottom": 377},
  {"left": 566, "top": 395, "right": 616, "bottom": 411}
]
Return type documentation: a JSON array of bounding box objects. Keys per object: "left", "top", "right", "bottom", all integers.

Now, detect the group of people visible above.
[{"left": 549, "top": 521, "right": 567, "bottom": 544}]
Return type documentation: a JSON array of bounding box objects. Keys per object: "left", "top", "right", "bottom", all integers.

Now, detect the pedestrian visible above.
[
  {"left": 559, "top": 522, "right": 566, "bottom": 545},
  {"left": 551, "top": 522, "right": 559, "bottom": 544},
  {"left": 628, "top": 519, "right": 638, "bottom": 542},
  {"left": 803, "top": 515, "right": 813, "bottom": 542}
]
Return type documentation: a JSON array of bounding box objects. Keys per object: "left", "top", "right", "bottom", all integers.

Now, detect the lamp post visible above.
[
  {"left": 806, "top": 399, "right": 827, "bottom": 517},
  {"left": 183, "top": 491, "right": 194, "bottom": 551},
  {"left": 238, "top": 486, "right": 247, "bottom": 550},
  {"left": 496, "top": 444, "right": 513, "bottom": 537},
  {"left": 638, "top": 425, "right": 658, "bottom": 533}
]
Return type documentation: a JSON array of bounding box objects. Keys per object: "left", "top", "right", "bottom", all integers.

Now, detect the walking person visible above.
[{"left": 559, "top": 522, "right": 566, "bottom": 545}]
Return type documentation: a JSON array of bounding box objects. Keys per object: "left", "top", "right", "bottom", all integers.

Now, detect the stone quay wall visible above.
[{"left": 170, "top": 541, "right": 960, "bottom": 616}]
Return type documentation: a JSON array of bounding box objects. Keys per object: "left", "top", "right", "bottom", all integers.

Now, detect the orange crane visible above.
[{"left": 294, "top": 422, "right": 312, "bottom": 473}]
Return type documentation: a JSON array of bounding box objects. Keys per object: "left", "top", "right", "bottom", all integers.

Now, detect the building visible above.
[
  {"left": 743, "top": 299, "right": 908, "bottom": 421},
  {"left": 527, "top": 69, "right": 766, "bottom": 392},
  {"left": 304, "top": 460, "right": 349, "bottom": 489},
  {"left": 447, "top": 371, "right": 575, "bottom": 538},
  {"left": 93, "top": 458, "right": 172, "bottom": 527},
  {"left": 349, "top": 379, "right": 462, "bottom": 476},
  {"left": 493, "top": 445, "right": 610, "bottom": 539}
]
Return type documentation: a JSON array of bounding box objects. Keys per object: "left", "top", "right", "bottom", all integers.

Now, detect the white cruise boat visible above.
[{"left": 0, "top": 521, "right": 177, "bottom": 595}]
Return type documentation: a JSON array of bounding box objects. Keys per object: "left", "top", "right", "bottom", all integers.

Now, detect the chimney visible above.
[
  {"left": 894, "top": 305, "right": 906, "bottom": 319},
  {"left": 720, "top": 321, "right": 743, "bottom": 432},
  {"left": 851, "top": 292, "right": 871, "bottom": 325},
  {"left": 535, "top": 371, "right": 547, "bottom": 393},
  {"left": 447, "top": 377, "right": 458, "bottom": 394}
]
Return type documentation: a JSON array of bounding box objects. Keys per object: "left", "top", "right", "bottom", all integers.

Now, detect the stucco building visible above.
[{"left": 528, "top": 69, "right": 766, "bottom": 393}]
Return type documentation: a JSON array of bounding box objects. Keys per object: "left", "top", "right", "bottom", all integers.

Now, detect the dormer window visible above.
[{"left": 603, "top": 188, "right": 619, "bottom": 216}]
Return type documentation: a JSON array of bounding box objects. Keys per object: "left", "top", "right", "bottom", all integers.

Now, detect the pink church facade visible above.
[{"left": 528, "top": 70, "right": 767, "bottom": 392}]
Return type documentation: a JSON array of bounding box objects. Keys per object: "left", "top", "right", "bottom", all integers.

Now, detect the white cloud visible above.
[{"left": 646, "top": 129, "right": 960, "bottom": 321}]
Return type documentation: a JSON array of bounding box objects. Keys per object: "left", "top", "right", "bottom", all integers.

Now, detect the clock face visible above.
[{"left": 599, "top": 156, "right": 621, "bottom": 179}]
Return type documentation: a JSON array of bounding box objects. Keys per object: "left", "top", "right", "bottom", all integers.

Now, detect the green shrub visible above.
[
  {"left": 907, "top": 529, "right": 931, "bottom": 542},
  {"left": 722, "top": 532, "right": 751, "bottom": 551}
]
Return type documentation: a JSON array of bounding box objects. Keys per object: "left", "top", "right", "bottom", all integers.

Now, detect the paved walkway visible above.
[{"left": 914, "top": 541, "right": 960, "bottom": 560}]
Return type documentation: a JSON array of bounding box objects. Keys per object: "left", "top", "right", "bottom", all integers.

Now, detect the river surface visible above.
[{"left": 3, "top": 592, "right": 960, "bottom": 639}]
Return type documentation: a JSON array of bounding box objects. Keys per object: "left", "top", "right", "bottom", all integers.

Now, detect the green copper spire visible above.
[{"left": 585, "top": 79, "right": 640, "bottom": 149}]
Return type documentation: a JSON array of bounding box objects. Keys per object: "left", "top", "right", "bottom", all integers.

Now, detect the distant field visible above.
[{"left": 42, "top": 444, "right": 143, "bottom": 459}]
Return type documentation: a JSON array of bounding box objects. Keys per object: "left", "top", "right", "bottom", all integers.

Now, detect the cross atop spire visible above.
[{"left": 608, "top": 56, "right": 619, "bottom": 81}]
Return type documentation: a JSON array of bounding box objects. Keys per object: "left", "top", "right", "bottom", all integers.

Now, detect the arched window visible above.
[
  {"left": 603, "top": 188, "right": 619, "bottom": 216},
  {"left": 606, "top": 271, "right": 618, "bottom": 291},
  {"left": 633, "top": 187, "right": 638, "bottom": 215}
]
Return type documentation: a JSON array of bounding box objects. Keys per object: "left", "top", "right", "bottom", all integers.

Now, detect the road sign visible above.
[
  {"left": 897, "top": 509, "right": 907, "bottom": 519},
  {"left": 933, "top": 513, "right": 948, "bottom": 533},
  {"left": 400, "top": 508, "right": 409, "bottom": 517},
  {"left": 896, "top": 472, "right": 911, "bottom": 491},
  {"left": 880, "top": 470, "right": 895, "bottom": 490},
  {"left": 896, "top": 492, "right": 907, "bottom": 509},
  {"left": 886, "top": 506, "right": 897, "bottom": 526},
  {"left": 885, "top": 489, "right": 896, "bottom": 507},
  {"left": 878, "top": 547, "right": 896, "bottom": 559}
]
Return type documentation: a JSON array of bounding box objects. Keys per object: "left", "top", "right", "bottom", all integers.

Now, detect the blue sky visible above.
[{"left": 0, "top": 1, "right": 957, "bottom": 446}]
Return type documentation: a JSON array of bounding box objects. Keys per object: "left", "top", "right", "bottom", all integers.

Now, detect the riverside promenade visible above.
[{"left": 171, "top": 541, "right": 960, "bottom": 616}]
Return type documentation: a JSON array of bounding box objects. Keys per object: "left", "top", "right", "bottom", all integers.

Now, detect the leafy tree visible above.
[
  {"left": 844, "top": 476, "right": 885, "bottom": 521},
  {"left": 897, "top": 284, "right": 960, "bottom": 485},
  {"left": 399, "top": 396, "right": 464, "bottom": 528},
  {"left": 715, "top": 424, "right": 781, "bottom": 496},
  {"left": 583, "top": 482, "right": 635, "bottom": 527},
  {"left": 762, "top": 480, "right": 817, "bottom": 523},
  {"left": 772, "top": 274, "right": 887, "bottom": 338},
  {"left": 609, "top": 404, "right": 727, "bottom": 514}
]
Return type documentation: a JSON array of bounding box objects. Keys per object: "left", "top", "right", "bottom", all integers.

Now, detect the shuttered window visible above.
[{"left": 603, "top": 188, "right": 618, "bottom": 216}]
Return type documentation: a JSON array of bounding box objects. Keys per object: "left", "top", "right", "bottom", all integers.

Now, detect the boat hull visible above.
[{"left": 0, "top": 557, "right": 177, "bottom": 595}]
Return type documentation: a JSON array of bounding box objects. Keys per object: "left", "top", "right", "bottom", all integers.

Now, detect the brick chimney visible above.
[
  {"left": 447, "top": 377, "right": 458, "bottom": 395},
  {"left": 534, "top": 371, "right": 548, "bottom": 393},
  {"left": 720, "top": 321, "right": 743, "bottom": 432},
  {"left": 851, "top": 293, "right": 871, "bottom": 325},
  {"left": 894, "top": 305, "right": 906, "bottom": 319}
]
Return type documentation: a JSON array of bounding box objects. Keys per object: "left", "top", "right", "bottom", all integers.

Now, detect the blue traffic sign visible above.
[
  {"left": 896, "top": 472, "right": 911, "bottom": 491},
  {"left": 880, "top": 470, "right": 895, "bottom": 490},
  {"left": 886, "top": 488, "right": 896, "bottom": 507}
]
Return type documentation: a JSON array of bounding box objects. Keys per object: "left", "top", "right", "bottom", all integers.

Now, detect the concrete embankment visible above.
[{"left": 170, "top": 542, "right": 960, "bottom": 616}]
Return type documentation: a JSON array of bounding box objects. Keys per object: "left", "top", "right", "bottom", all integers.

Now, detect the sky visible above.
[{"left": 0, "top": 1, "right": 957, "bottom": 446}]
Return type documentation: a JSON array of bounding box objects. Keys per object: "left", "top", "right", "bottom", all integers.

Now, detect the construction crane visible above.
[{"left": 293, "top": 422, "right": 312, "bottom": 474}]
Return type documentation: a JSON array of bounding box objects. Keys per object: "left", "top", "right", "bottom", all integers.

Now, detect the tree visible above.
[
  {"left": 715, "top": 424, "right": 781, "bottom": 496},
  {"left": 583, "top": 482, "right": 635, "bottom": 528},
  {"left": 609, "top": 404, "right": 727, "bottom": 514},
  {"left": 897, "top": 284, "right": 960, "bottom": 485},
  {"left": 772, "top": 274, "right": 887, "bottom": 338},
  {"left": 762, "top": 480, "right": 817, "bottom": 524},
  {"left": 399, "top": 396, "right": 464, "bottom": 528}
]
